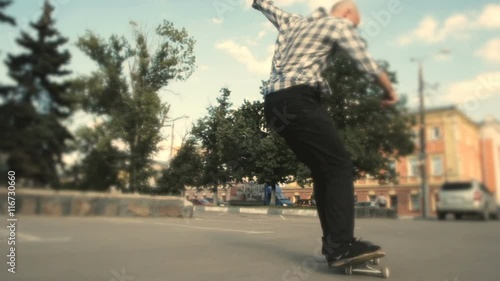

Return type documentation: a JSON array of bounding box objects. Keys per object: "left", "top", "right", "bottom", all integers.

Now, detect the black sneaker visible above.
[{"left": 323, "top": 238, "right": 383, "bottom": 267}]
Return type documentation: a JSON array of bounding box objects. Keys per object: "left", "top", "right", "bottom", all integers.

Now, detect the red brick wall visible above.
[{"left": 481, "top": 139, "right": 497, "bottom": 193}]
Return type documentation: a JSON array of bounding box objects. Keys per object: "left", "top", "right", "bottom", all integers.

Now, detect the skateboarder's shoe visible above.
[{"left": 323, "top": 238, "right": 383, "bottom": 267}]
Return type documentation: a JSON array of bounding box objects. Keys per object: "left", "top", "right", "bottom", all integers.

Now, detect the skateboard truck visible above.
[{"left": 344, "top": 258, "right": 390, "bottom": 278}]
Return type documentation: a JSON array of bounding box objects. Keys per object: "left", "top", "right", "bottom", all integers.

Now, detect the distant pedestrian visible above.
[{"left": 376, "top": 194, "right": 388, "bottom": 208}]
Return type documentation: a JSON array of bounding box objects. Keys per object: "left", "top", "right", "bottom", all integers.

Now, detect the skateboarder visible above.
[{"left": 252, "top": 0, "right": 398, "bottom": 266}]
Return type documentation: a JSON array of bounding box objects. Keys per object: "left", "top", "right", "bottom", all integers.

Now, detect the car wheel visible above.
[
  {"left": 437, "top": 212, "right": 446, "bottom": 221},
  {"left": 454, "top": 213, "right": 463, "bottom": 220},
  {"left": 480, "top": 207, "right": 490, "bottom": 221},
  {"left": 491, "top": 209, "right": 499, "bottom": 220}
]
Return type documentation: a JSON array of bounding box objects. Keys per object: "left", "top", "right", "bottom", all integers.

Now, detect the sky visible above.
[{"left": 0, "top": 0, "right": 499, "bottom": 162}]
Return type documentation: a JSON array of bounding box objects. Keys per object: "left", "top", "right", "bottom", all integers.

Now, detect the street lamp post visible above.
[
  {"left": 417, "top": 61, "right": 429, "bottom": 219},
  {"left": 411, "top": 49, "right": 450, "bottom": 219}
]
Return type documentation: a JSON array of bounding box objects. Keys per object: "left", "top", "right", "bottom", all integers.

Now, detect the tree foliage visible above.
[
  {"left": 0, "top": 1, "right": 74, "bottom": 187},
  {"left": 74, "top": 20, "right": 196, "bottom": 192},
  {"left": 322, "top": 49, "right": 415, "bottom": 183},
  {"left": 157, "top": 138, "right": 203, "bottom": 195},
  {"left": 186, "top": 53, "right": 414, "bottom": 198},
  {"left": 0, "top": 0, "right": 16, "bottom": 26},
  {"left": 191, "top": 88, "right": 234, "bottom": 204}
]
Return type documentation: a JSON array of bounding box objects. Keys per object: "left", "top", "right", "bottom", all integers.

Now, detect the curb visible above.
[
  {"left": 195, "top": 206, "right": 317, "bottom": 217},
  {"left": 195, "top": 206, "right": 398, "bottom": 219}
]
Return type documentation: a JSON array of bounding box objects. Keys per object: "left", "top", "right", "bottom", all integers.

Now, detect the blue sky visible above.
[{"left": 1, "top": 0, "right": 499, "bottom": 161}]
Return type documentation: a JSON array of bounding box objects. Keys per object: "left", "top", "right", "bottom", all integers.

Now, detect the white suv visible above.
[{"left": 437, "top": 181, "right": 498, "bottom": 221}]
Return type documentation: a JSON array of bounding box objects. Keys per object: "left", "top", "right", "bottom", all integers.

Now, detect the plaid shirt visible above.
[{"left": 252, "top": 0, "right": 381, "bottom": 96}]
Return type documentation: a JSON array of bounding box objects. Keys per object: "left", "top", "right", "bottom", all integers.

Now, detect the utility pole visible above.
[
  {"left": 411, "top": 49, "right": 450, "bottom": 219},
  {"left": 417, "top": 61, "right": 429, "bottom": 219}
]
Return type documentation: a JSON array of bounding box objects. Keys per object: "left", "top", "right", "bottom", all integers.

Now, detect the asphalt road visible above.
[{"left": 0, "top": 212, "right": 499, "bottom": 281}]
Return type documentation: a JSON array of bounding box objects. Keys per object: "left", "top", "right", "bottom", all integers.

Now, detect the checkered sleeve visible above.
[
  {"left": 336, "top": 23, "right": 381, "bottom": 80},
  {"left": 252, "top": 0, "right": 301, "bottom": 29}
]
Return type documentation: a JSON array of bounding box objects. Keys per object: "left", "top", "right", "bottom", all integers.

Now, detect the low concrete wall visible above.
[
  {"left": 195, "top": 206, "right": 397, "bottom": 218},
  {"left": 0, "top": 188, "right": 193, "bottom": 218}
]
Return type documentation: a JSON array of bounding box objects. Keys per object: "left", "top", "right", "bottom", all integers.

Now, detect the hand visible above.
[{"left": 381, "top": 91, "right": 399, "bottom": 107}]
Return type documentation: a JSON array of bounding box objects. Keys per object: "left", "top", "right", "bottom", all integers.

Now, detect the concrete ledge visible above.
[
  {"left": 282, "top": 209, "right": 317, "bottom": 217},
  {"left": 0, "top": 188, "right": 193, "bottom": 218},
  {"left": 195, "top": 206, "right": 397, "bottom": 219},
  {"left": 239, "top": 208, "right": 269, "bottom": 215}
]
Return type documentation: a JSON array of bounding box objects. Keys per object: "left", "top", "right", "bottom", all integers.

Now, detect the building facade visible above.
[{"left": 480, "top": 116, "right": 500, "bottom": 204}]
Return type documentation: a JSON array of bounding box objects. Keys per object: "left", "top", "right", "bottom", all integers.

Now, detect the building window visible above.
[
  {"left": 369, "top": 195, "right": 377, "bottom": 202},
  {"left": 430, "top": 127, "right": 441, "bottom": 140},
  {"left": 408, "top": 157, "right": 419, "bottom": 177},
  {"left": 411, "top": 194, "right": 421, "bottom": 211},
  {"left": 431, "top": 156, "right": 443, "bottom": 176}
]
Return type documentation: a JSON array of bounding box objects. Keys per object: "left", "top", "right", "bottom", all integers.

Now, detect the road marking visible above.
[
  {"left": 280, "top": 215, "right": 287, "bottom": 220},
  {"left": 0, "top": 230, "right": 71, "bottom": 243},
  {"left": 154, "top": 222, "right": 274, "bottom": 234},
  {"left": 104, "top": 218, "right": 145, "bottom": 224}
]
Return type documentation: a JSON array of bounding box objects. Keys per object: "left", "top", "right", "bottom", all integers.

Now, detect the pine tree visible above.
[
  {"left": 0, "top": 1, "right": 74, "bottom": 187},
  {"left": 0, "top": 0, "right": 16, "bottom": 26}
]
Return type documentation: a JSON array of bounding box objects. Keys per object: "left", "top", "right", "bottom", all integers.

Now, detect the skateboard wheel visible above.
[
  {"left": 371, "top": 258, "right": 380, "bottom": 265},
  {"left": 344, "top": 266, "right": 353, "bottom": 275},
  {"left": 381, "top": 266, "right": 390, "bottom": 279}
]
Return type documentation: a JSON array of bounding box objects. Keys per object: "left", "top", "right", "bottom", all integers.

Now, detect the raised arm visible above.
[
  {"left": 252, "top": 0, "right": 301, "bottom": 30},
  {"left": 335, "top": 22, "right": 398, "bottom": 105}
]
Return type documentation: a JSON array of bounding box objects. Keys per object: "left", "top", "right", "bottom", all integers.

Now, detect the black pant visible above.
[{"left": 264, "top": 85, "right": 355, "bottom": 244}]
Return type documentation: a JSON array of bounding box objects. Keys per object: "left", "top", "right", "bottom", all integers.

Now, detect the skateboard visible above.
[{"left": 332, "top": 250, "right": 390, "bottom": 278}]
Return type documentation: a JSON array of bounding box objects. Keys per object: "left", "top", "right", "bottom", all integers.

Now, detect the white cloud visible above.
[
  {"left": 443, "top": 72, "right": 500, "bottom": 106},
  {"left": 212, "top": 18, "right": 223, "bottom": 24},
  {"left": 478, "top": 4, "right": 500, "bottom": 28},
  {"left": 398, "top": 4, "right": 500, "bottom": 46},
  {"left": 215, "top": 40, "right": 272, "bottom": 75},
  {"left": 476, "top": 39, "right": 500, "bottom": 63},
  {"left": 397, "top": 14, "right": 470, "bottom": 46}
]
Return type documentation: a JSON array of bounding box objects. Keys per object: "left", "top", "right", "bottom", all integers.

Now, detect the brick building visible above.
[{"left": 480, "top": 116, "right": 500, "bottom": 204}]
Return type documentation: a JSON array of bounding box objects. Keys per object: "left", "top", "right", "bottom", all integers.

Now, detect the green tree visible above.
[
  {"left": 0, "top": 0, "right": 74, "bottom": 187},
  {"left": 157, "top": 138, "right": 203, "bottom": 195},
  {"left": 231, "top": 97, "right": 309, "bottom": 206},
  {"left": 192, "top": 88, "right": 235, "bottom": 206},
  {"left": 76, "top": 21, "right": 196, "bottom": 193},
  {"left": 322, "top": 50, "right": 415, "bottom": 183},
  {"left": 69, "top": 125, "right": 125, "bottom": 191},
  {"left": 0, "top": 0, "right": 16, "bottom": 26}
]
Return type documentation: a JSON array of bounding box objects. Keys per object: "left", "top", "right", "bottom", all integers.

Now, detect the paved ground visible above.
[{"left": 0, "top": 212, "right": 499, "bottom": 281}]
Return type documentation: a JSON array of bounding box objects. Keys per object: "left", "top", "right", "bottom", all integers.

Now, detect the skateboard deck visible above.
[{"left": 331, "top": 250, "right": 390, "bottom": 278}]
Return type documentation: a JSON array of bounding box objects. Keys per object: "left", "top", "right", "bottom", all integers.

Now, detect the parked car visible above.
[
  {"left": 355, "top": 201, "right": 379, "bottom": 208},
  {"left": 436, "top": 181, "right": 498, "bottom": 221},
  {"left": 189, "top": 199, "right": 212, "bottom": 206}
]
